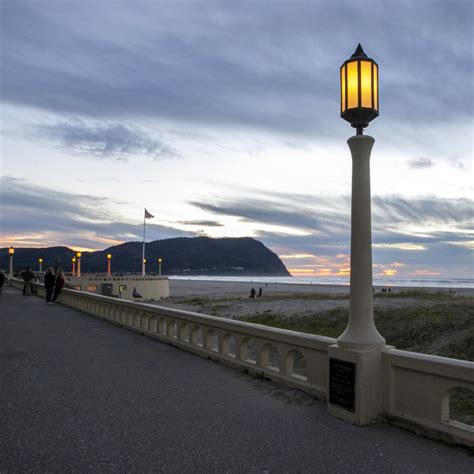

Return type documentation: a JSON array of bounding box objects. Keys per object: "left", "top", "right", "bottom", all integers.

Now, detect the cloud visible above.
[
  {"left": 407, "top": 157, "right": 433, "bottom": 169},
  {"left": 177, "top": 220, "right": 224, "bottom": 227},
  {"left": 1, "top": 0, "right": 472, "bottom": 138},
  {"left": 35, "top": 120, "right": 181, "bottom": 160},
  {"left": 0, "top": 176, "right": 192, "bottom": 249},
  {"left": 448, "top": 156, "right": 465, "bottom": 170},
  {"left": 189, "top": 189, "right": 473, "bottom": 277}
]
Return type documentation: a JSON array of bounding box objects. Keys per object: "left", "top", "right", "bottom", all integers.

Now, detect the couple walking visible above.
[{"left": 44, "top": 267, "right": 65, "bottom": 304}]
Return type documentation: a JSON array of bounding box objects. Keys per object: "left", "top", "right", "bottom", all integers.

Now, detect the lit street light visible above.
[
  {"left": 72, "top": 256, "right": 76, "bottom": 276},
  {"left": 107, "top": 253, "right": 112, "bottom": 276},
  {"left": 38, "top": 258, "right": 43, "bottom": 273},
  {"left": 8, "top": 246, "right": 14, "bottom": 281},
  {"left": 158, "top": 257, "right": 162, "bottom": 276},
  {"left": 143, "top": 258, "right": 147, "bottom": 275},
  {"left": 328, "top": 44, "right": 386, "bottom": 427},
  {"left": 337, "top": 43, "right": 385, "bottom": 351},
  {"left": 76, "top": 252, "right": 82, "bottom": 277}
]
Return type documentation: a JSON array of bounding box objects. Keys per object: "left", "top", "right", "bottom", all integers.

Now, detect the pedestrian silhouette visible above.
[
  {"left": 249, "top": 288, "right": 256, "bottom": 298},
  {"left": 257, "top": 287, "right": 263, "bottom": 297}
]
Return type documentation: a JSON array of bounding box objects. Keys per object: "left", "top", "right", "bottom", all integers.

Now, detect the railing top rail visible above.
[
  {"left": 383, "top": 347, "right": 474, "bottom": 384},
  {"left": 46, "top": 282, "right": 337, "bottom": 350}
]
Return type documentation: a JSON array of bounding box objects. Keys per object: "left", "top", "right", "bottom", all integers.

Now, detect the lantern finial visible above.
[{"left": 351, "top": 43, "right": 367, "bottom": 59}]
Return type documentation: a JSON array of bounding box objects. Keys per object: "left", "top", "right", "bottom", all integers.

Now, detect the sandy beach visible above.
[
  {"left": 152, "top": 278, "right": 473, "bottom": 364},
  {"left": 154, "top": 278, "right": 474, "bottom": 321}
]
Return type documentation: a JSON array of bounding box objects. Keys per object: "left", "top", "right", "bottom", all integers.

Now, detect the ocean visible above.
[{"left": 169, "top": 275, "right": 474, "bottom": 289}]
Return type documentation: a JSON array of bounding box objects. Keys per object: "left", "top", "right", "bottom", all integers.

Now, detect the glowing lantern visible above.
[{"left": 340, "top": 44, "right": 379, "bottom": 134}]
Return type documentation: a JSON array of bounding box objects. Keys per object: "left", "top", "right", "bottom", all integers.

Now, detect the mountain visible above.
[{"left": 0, "top": 237, "right": 291, "bottom": 276}]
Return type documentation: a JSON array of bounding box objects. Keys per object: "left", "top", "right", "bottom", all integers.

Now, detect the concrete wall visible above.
[
  {"left": 66, "top": 274, "right": 170, "bottom": 301},
  {"left": 10, "top": 278, "right": 474, "bottom": 448}
]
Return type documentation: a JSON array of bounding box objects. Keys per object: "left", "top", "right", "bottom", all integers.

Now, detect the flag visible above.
[{"left": 145, "top": 209, "right": 154, "bottom": 219}]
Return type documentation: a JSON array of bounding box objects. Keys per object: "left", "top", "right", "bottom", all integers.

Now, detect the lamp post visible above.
[
  {"left": 143, "top": 258, "right": 146, "bottom": 275},
  {"left": 338, "top": 43, "right": 385, "bottom": 351},
  {"left": 8, "top": 246, "right": 14, "bottom": 280},
  {"left": 158, "top": 257, "right": 162, "bottom": 276},
  {"left": 328, "top": 44, "right": 385, "bottom": 426},
  {"left": 107, "top": 253, "right": 112, "bottom": 277},
  {"left": 38, "top": 258, "right": 43, "bottom": 273},
  {"left": 76, "top": 252, "right": 82, "bottom": 277},
  {"left": 72, "top": 256, "right": 76, "bottom": 276}
]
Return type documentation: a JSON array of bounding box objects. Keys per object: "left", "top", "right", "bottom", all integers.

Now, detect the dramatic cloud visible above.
[
  {"left": 1, "top": 1, "right": 472, "bottom": 137},
  {"left": 0, "top": 177, "right": 192, "bottom": 249},
  {"left": 190, "top": 190, "right": 473, "bottom": 277},
  {"left": 407, "top": 157, "right": 433, "bottom": 169},
  {"left": 36, "top": 120, "right": 180, "bottom": 160}
]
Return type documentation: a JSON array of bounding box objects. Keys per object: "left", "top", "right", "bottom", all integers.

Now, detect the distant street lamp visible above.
[
  {"left": 143, "top": 258, "right": 147, "bottom": 275},
  {"left": 106, "top": 253, "right": 112, "bottom": 277},
  {"left": 38, "top": 258, "right": 43, "bottom": 273},
  {"left": 8, "top": 246, "right": 14, "bottom": 280},
  {"left": 72, "top": 256, "right": 76, "bottom": 276},
  {"left": 76, "top": 251, "right": 82, "bottom": 278},
  {"left": 158, "top": 257, "right": 162, "bottom": 276},
  {"left": 337, "top": 43, "right": 385, "bottom": 351}
]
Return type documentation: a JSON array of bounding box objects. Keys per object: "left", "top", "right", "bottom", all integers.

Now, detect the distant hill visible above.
[{"left": 0, "top": 237, "right": 290, "bottom": 276}]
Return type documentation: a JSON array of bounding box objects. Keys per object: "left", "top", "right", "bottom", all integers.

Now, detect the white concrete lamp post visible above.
[
  {"left": 38, "top": 258, "right": 43, "bottom": 273},
  {"left": 71, "top": 256, "right": 76, "bottom": 277},
  {"left": 327, "top": 44, "right": 386, "bottom": 426},
  {"left": 76, "top": 252, "right": 82, "bottom": 277},
  {"left": 158, "top": 257, "right": 162, "bottom": 276},
  {"left": 8, "top": 246, "right": 14, "bottom": 282},
  {"left": 143, "top": 258, "right": 146, "bottom": 275},
  {"left": 107, "top": 253, "right": 112, "bottom": 277}
]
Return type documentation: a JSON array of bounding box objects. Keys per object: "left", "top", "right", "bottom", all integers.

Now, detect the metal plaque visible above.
[{"left": 329, "top": 358, "right": 356, "bottom": 412}]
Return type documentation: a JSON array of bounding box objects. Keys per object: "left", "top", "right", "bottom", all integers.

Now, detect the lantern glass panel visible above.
[
  {"left": 373, "top": 63, "right": 378, "bottom": 111},
  {"left": 340, "top": 64, "right": 346, "bottom": 113},
  {"left": 360, "top": 60, "right": 372, "bottom": 108},
  {"left": 347, "top": 61, "right": 358, "bottom": 109}
]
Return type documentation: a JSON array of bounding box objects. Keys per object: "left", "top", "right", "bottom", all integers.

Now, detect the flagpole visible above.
[{"left": 142, "top": 209, "right": 146, "bottom": 275}]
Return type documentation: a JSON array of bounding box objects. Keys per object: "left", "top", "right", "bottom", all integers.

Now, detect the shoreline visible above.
[
  {"left": 166, "top": 278, "right": 474, "bottom": 299},
  {"left": 168, "top": 276, "right": 474, "bottom": 296}
]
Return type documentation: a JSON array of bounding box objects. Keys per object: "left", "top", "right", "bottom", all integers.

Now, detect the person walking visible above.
[
  {"left": 0, "top": 269, "right": 5, "bottom": 296},
  {"left": 21, "top": 267, "right": 35, "bottom": 295},
  {"left": 51, "top": 268, "right": 65, "bottom": 303},
  {"left": 257, "top": 287, "right": 263, "bottom": 298},
  {"left": 44, "top": 267, "right": 55, "bottom": 304}
]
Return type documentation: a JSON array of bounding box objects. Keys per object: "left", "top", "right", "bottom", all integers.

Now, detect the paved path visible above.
[{"left": 0, "top": 287, "right": 472, "bottom": 473}]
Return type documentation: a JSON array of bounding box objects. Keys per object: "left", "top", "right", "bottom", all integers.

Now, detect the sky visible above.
[{"left": 0, "top": 0, "right": 472, "bottom": 279}]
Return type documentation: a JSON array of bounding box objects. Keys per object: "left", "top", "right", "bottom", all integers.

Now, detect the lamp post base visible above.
[{"left": 327, "top": 344, "right": 385, "bottom": 426}]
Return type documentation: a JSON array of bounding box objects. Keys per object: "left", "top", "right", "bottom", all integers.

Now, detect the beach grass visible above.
[{"left": 239, "top": 301, "right": 474, "bottom": 361}]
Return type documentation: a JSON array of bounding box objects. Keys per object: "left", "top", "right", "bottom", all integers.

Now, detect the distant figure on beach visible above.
[
  {"left": 0, "top": 269, "right": 4, "bottom": 295},
  {"left": 21, "top": 267, "right": 35, "bottom": 295},
  {"left": 44, "top": 267, "right": 55, "bottom": 304},
  {"left": 257, "top": 287, "right": 263, "bottom": 297},
  {"left": 249, "top": 288, "right": 256, "bottom": 298},
  {"left": 52, "top": 269, "right": 65, "bottom": 303}
]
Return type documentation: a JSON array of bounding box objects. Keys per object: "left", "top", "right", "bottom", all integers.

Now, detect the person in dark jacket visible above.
[
  {"left": 51, "top": 268, "right": 65, "bottom": 303},
  {"left": 44, "top": 267, "right": 55, "bottom": 304},
  {"left": 0, "top": 269, "right": 5, "bottom": 295},
  {"left": 22, "top": 267, "right": 35, "bottom": 295}
]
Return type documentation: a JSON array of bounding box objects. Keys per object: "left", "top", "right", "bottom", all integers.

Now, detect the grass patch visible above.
[{"left": 239, "top": 301, "right": 474, "bottom": 361}]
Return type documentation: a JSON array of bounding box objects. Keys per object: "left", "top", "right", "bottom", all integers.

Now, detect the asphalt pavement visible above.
[{"left": 1, "top": 286, "right": 472, "bottom": 473}]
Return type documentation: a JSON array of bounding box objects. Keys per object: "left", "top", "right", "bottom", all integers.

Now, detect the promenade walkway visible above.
[{"left": 1, "top": 286, "right": 472, "bottom": 473}]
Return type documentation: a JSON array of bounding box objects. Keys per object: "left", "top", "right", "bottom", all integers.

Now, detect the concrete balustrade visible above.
[
  {"left": 383, "top": 348, "right": 474, "bottom": 446},
  {"left": 10, "top": 278, "right": 474, "bottom": 447}
]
